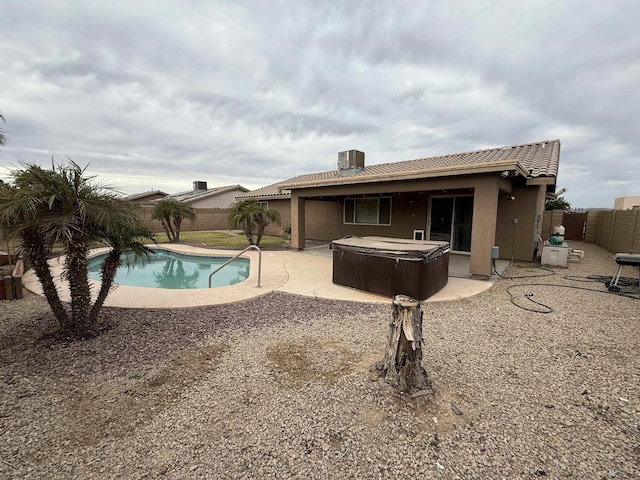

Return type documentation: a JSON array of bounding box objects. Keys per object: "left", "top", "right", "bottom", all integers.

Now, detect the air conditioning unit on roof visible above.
[{"left": 337, "top": 150, "right": 365, "bottom": 172}]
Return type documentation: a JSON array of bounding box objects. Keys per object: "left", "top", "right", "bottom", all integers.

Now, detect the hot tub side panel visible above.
[
  {"left": 332, "top": 249, "right": 393, "bottom": 298},
  {"left": 419, "top": 251, "right": 449, "bottom": 299},
  {"left": 332, "top": 248, "right": 448, "bottom": 300}
]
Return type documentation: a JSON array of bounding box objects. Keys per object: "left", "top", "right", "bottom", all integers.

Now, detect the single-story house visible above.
[
  {"left": 162, "top": 181, "right": 249, "bottom": 208},
  {"left": 235, "top": 183, "right": 292, "bottom": 236},
  {"left": 239, "top": 140, "right": 561, "bottom": 277}
]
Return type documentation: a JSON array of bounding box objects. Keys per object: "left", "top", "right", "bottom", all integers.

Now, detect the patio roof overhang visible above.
[
  {"left": 242, "top": 193, "right": 292, "bottom": 201},
  {"left": 525, "top": 176, "right": 556, "bottom": 186},
  {"left": 280, "top": 159, "right": 531, "bottom": 190}
]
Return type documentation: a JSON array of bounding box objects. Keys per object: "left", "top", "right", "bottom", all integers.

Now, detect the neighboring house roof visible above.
[
  {"left": 236, "top": 182, "right": 291, "bottom": 200},
  {"left": 165, "top": 184, "right": 249, "bottom": 204},
  {"left": 125, "top": 190, "right": 169, "bottom": 202},
  {"left": 280, "top": 140, "right": 560, "bottom": 189}
]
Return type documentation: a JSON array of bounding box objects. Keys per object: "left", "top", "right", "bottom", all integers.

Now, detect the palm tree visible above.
[
  {"left": 545, "top": 187, "right": 571, "bottom": 211},
  {"left": 151, "top": 198, "right": 195, "bottom": 242},
  {"left": 253, "top": 204, "right": 281, "bottom": 246},
  {"left": 0, "top": 111, "right": 6, "bottom": 146},
  {"left": 228, "top": 200, "right": 258, "bottom": 245},
  {"left": 228, "top": 200, "right": 281, "bottom": 246},
  {"left": 1, "top": 165, "right": 72, "bottom": 326},
  {"left": 89, "top": 220, "right": 155, "bottom": 324},
  {"left": 0, "top": 161, "right": 155, "bottom": 338}
]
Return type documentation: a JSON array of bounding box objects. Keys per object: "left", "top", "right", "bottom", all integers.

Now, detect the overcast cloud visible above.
[{"left": 1, "top": 0, "right": 638, "bottom": 208}]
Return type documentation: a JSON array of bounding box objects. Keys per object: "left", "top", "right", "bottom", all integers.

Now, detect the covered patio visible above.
[{"left": 269, "top": 140, "right": 560, "bottom": 278}]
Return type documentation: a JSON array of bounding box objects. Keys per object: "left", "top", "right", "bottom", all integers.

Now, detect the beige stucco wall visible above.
[
  {"left": 495, "top": 185, "right": 544, "bottom": 261},
  {"left": 614, "top": 196, "right": 640, "bottom": 210},
  {"left": 260, "top": 198, "right": 291, "bottom": 236},
  {"left": 288, "top": 173, "right": 537, "bottom": 276},
  {"left": 467, "top": 177, "right": 499, "bottom": 276},
  {"left": 258, "top": 198, "right": 338, "bottom": 239},
  {"left": 291, "top": 193, "right": 305, "bottom": 249},
  {"left": 340, "top": 194, "right": 430, "bottom": 240},
  {"left": 305, "top": 200, "right": 342, "bottom": 240},
  {"left": 189, "top": 189, "right": 245, "bottom": 208}
]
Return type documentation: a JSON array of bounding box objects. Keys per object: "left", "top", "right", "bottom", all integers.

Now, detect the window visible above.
[
  {"left": 428, "top": 195, "right": 473, "bottom": 252},
  {"left": 344, "top": 197, "right": 391, "bottom": 225},
  {"left": 259, "top": 201, "right": 268, "bottom": 209}
]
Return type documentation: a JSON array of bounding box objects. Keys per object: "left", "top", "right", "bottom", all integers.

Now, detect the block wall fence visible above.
[{"left": 542, "top": 209, "right": 639, "bottom": 254}]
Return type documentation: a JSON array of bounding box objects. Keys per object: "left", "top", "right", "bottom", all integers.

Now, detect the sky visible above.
[{"left": 1, "top": 0, "right": 638, "bottom": 209}]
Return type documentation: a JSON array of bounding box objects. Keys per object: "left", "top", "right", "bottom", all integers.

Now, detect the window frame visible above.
[
  {"left": 343, "top": 196, "right": 392, "bottom": 226},
  {"left": 427, "top": 193, "right": 474, "bottom": 253}
]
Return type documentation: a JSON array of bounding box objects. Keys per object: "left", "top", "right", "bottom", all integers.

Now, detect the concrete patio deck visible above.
[{"left": 22, "top": 244, "right": 509, "bottom": 309}]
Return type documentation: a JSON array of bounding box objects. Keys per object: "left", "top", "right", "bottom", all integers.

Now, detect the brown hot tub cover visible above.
[{"left": 331, "top": 236, "right": 449, "bottom": 300}]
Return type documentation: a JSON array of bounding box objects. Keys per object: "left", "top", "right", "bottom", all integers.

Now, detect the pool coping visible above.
[{"left": 22, "top": 244, "right": 498, "bottom": 309}]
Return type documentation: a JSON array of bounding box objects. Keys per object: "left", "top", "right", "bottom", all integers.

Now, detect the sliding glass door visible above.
[{"left": 428, "top": 195, "right": 473, "bottom": 252}]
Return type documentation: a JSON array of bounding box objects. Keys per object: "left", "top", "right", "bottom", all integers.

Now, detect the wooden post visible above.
[{"left": 375, "top": 295, "right": 431, "bottom": 394}]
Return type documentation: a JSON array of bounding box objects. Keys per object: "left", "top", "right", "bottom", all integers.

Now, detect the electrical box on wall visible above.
[{"left": 491, "top": 246, "right": 500, "bottom": 259}]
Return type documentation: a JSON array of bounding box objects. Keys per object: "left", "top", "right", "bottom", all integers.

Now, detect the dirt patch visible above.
[
  {"left": 266, "top": 338, "right": 360, "bottom": 385},
  {"left": 61, "top": 343, "right": 227, "bottom": 446},
  {"left": 266, "top": 336, "right": 475, "bottom": 435}
]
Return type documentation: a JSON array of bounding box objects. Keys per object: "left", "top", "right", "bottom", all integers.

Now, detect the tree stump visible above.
[{"left": 375, "top": 295, "right": 432, "bottom": 393}]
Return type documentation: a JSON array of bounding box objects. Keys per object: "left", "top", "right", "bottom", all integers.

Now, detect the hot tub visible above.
[{"left": 331, "top": 236, "right": 449, "bottom": 300}]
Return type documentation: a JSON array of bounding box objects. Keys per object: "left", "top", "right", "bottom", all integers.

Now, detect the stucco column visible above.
[
  {"left": 533, "top": 185, "right": 547, "bottom": 254},
  {"left": 291, "top": 193, "right": 306, "bottom": 250},
  {"left": 470, "top": 179, "right": 499, "bottom": 277}
]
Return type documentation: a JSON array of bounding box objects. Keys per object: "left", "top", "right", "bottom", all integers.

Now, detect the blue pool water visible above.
[{"left": 88, "top": 249, "right": 250, "bottom": 289}]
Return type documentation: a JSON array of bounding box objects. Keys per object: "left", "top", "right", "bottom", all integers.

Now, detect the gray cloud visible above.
[{"left": 1, "top": 0, "right": 639, "bottom": 208}]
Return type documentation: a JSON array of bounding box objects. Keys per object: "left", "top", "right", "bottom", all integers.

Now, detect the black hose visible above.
[
  {"left": 499, "top": 272, "right": 639, "bottom": 314},
  {"left": 493, "top": 259, "right": 555, "bottom": 279}
]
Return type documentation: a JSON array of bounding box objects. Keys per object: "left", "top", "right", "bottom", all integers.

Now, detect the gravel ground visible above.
[{"left": 0, "top": 242, "right": 638, "bottom": 479}]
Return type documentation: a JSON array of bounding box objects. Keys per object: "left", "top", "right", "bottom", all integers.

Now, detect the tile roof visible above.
[
  {"left": 236, "top": 182, "right": 291, "bottom": 200},
  {"left": 166, "top": 184, "right": 249, "bottom": 204},
  {"left": 280, "top": 140, "right": 560, "bottom": 189},
  {"left": 125, "top": 190, "right": 168, "bottom": 201}
]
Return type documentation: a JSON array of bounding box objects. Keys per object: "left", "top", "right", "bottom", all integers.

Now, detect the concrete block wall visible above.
[
  {"left": 595, "top": 209, "right": 640, "bottom": 254},
  {"left": 137, "top": 206, "right": 233, "bottom": 234},
  {"left": 544, "top": 209, "right": 640, "bottom": 254},
  {"left": 136, "top": 206, "right": 291, "bottom": 238},
  {"left": 584, "top": 210, "right": 600, "bottom": 244},
  {"left": 541, "top": 210, "right": 564, "bottom": 240}
]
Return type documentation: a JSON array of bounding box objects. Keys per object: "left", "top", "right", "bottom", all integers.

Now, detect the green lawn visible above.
[{"left": 153, "top": 230, "right": 289, "bottom": 248}]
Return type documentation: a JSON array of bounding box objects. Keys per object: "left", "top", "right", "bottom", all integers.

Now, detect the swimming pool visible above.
[{"left": 88, "top": 249, "right": 250, "bottom": 289}]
